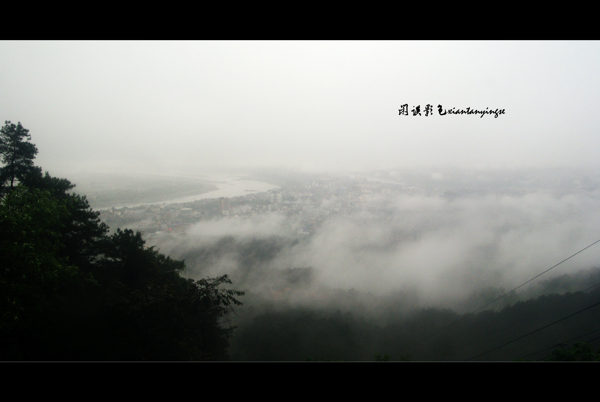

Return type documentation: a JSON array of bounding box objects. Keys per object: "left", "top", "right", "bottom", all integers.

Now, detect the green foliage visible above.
[
  {"left": 21, "top": 166, "right": 75, "bottom": 195},
  {"left": 0, "top": 186, "right": 78, "bottom": 328},
  {"left": 88, "top": 272, "right": 244, "bottom": 360},
  {"left": 20, "top": 167, "right": 109, "bottom": 271},
  {"left": 0, "top": 123, "right": 244, "bottom": 360},
  {"left": 0, "top": 121, "right": 38, "bottom": 193},
  {"left": 546, "top": 342, "right": 600, "bottom": 362},
  {"left": 231, "top": 308, "right": 375, "bottom": 361}
]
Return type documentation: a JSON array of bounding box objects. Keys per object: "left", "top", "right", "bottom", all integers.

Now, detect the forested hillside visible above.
[
  {"left": 155, "top": 229, "right": 600, "bottom": 361},
  {"left": 0, "top": 121, "right": 243, "bottom": 360},
  {"left": 228, "top": 284, "right": 600, "bottom": 361},
  {"left": 2, "top": 121, "right": 599, "bottom": 361}
]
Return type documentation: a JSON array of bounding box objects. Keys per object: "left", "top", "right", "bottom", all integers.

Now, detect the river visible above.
[
  {"left": 155, "top": 175, "right": 279, "bottom": 204},
  {"left": 101, "top": 175, "right": 280, "bottom": 209}
]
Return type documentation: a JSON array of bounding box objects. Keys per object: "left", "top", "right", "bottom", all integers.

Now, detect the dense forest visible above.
[
  {"left": 2, "top": 121, "right": 600, "bottom": 361},
  {"left": 0, "top": 122, "right": 243, "bottom": 360},
  {"left": 163, "top": 234, "right": 600, "bottom": 361},
  {"left": 229, "top": 282, "right": 600, "bottom": 361}
]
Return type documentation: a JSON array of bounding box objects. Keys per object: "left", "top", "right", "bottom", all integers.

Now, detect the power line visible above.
[
  {"left": 518, "top": 328, "right": 600, "bottom": 360},
  {"left": 465, "top": 298, "right": 600, "bottom": 361},
  {"left": 471, "top": 238, "right": 600, "bottom": 315},
  {"left": 536, "top": 335, "right": 600, "bottom": 361},
  {"left": 431, "top": 238, "right": 600, "bottom": 338},
  {"left": 455, "top": 281, "right": 600, "bottom": 357}
]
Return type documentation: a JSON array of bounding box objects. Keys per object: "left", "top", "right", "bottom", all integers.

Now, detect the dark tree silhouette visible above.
[
  {"left": 0, "top": 123, "right": 244, "bottom": 360},
  {"left": 0, "top": 121, "right": 38, "bottom": 195}
]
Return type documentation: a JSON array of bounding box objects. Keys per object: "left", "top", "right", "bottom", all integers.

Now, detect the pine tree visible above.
[{"left": 0, "top": 121, "right": 38, "bottom": 195}]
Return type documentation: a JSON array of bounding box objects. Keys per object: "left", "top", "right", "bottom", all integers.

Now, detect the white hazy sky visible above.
[{"left": 2, "top": 40, "right": 600, "bottom": 176}]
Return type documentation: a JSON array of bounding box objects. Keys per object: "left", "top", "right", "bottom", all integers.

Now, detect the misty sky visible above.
[{"left": 2, "top": 40, "right": 600, "bottom": 175}]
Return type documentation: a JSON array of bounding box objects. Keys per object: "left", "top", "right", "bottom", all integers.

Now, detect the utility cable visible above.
[
  {"left": 470, "top": 238, "right": 600, "bottom": 315},
  {"left": 465, "top": 298, "right": 600, "bottom": 361},
  {"left": 431, "top": 238, "right": 600, "bottom": 338},
  {"left": 455, "top": 280, "right": 600, "bottom": 355},
  {"left": 536, "top": 334, "right": 600, "bottom": 361},
  {"left": 518, "top": 328, "right": 600, "bottom": 360}
]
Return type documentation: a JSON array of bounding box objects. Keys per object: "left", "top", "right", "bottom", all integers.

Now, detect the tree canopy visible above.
[
  {"left": 0, "top": 122, "right": 244, "bottom": 360},
  {"left": 0, "top": 121, "right": 38, "bottom": 195}
]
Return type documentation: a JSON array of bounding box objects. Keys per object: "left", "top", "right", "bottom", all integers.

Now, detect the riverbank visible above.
[{"left": 73, "top": 172, "right": 280, "bottom": 210}]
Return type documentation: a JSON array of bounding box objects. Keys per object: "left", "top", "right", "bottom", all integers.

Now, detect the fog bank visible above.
[{"left": 150, "top": 187, "right": 600, "bottom": 311}]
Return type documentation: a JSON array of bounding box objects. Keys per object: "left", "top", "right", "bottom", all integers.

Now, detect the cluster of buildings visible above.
[
  {"left": 97, "top": 168, "right": 600, "bottom": 241},
  {"left": 98, "top": 174, "right": 421, "bottom": 239}
]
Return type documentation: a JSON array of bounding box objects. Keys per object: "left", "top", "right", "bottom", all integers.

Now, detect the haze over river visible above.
[
  {"left": 161, "top": 176, "right": 279, "bottom": 204},
  {"left": 99, "top": 175, "right": 280, "bottom": 210}
]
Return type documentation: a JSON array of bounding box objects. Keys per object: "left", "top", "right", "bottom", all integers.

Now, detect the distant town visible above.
[
  {"left": 98, "top": 174, "right": 406, "bottom": 239},
  {"left": 95, "top": 168, "right": 600, "bottom": 241}
]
